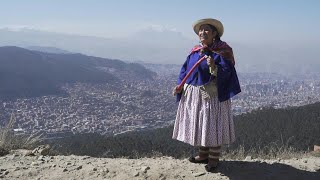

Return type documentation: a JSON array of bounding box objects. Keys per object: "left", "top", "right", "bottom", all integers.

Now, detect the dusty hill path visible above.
[{"left": 0, "top": 150, "right": 319, "bottom": 180}]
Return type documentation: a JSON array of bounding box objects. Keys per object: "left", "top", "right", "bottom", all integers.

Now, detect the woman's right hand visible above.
[{"left": 172, "top": 86, "right": 182, "bottom": 96}]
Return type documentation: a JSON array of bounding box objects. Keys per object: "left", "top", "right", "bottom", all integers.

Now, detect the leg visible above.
[
  {"left": 198, "top": 146, "right": 209, "bottom": 159},
  {"left": 189, "top": 146, "right": 209, "bottom": 164},
  {"left": 205, "top": 146, "right": 221, "bottom": 172}
]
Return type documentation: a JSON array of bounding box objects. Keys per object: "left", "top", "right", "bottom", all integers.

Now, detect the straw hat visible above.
[{"left": 192, "top": 18, "right": 224, "bottom": 37}]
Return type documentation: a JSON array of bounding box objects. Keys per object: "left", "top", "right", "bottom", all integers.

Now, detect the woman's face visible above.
[{"left": 198, "top": 24, "right": 217, "bottom": 46}]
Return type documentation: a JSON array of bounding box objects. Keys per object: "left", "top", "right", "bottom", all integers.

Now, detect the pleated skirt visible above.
[{"left": 172, "top": 84, "right": 235, "bottom": 147}]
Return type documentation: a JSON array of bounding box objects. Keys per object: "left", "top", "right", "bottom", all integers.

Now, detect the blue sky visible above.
[{"left": 0, "top": 0, "right": 319, "bottom": 44}]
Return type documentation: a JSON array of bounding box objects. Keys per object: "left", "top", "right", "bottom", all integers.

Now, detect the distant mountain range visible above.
[
  {"left": 0, "top": 46, "right": 155, "bottom": 99},
  {"left": 0, "top": 28, "right": 192, "bottom": 65},
  {"left": 26, "top": 46, "right": 73, "bottom": 54},
  {"left": 0, "top": 27, "right": 319, "bottom": 74}
]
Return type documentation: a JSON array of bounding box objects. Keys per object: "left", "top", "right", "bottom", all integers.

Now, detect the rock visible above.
[
  {"left": 14, "top": 167, "right": 20, "bottom": 171},
  {"left": 133, "top": 172, "right": 139, "bottom": 177},
  {"left": 303, "top": 159, "right": 308, "bottom": 163},
  {"left": 76, "top": 165, "right": 82, "bottom": 170},
  {"left": 63, "top": 168, "right": 68, "bottom": 172},
  {"left": 0, "top": 169, "right": 6, "bottom": 172},
  {"left": 299, "top": 165, "right": 308, "bottom": 171},
  {"left": 100, "top": 169, "right": 109, "bottom": 177},
  {"left": 24, "top": 150, "right": 35, "bottom": 156},
  {"left": 194, "top": 172, "right": 206, "bottom": 177},
  {"left": 66, "top": 162, "right": 72, "bottom": 166},
  {"left": 270, "top": 160, "right": 277, "bottom": 164},
  {"left": 159, "top": 173, "right": 166, "bottom": 180},
  {"left": 38, "top": 156, "right": 44, "bottom": 160},
  {"left": 31, "top": 162, "right": 39, "bottom": 166},
  {"left": 10, "top": 154, "right": 18, "bottom": 160},
  {"left": 142, "top": 166, "right": 150, "bottom": 173},
  {"left": 52, "top": 164, "right": 57, "bottom": 168},
  {"left": 82, "top": 156, "right": 90, "bottom": 160},
  {"left": 93, "top": 167, "right": 98, "bottom": 171},
  {"left": 32, "top": 145, "right": 51, "bottom": 156},
  {"left": 37, "top": 160, "right": 45, "bottom": 164},
  {"left": 3, "top": 171, "right": 9, "bottom": 175},
  {"left": 245, "top": 156, "right": 252, "bottom": 161},
  {"left": 102, "top": 168, "right": 109, "bottom": 173}
]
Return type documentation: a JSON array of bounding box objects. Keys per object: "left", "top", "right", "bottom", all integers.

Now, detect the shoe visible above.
[
  {"left": 188, "top": 156, "right": 209, "bottom": 164},
  {"left": 205, "top": 163, "right": 218, "bottom": 172}
]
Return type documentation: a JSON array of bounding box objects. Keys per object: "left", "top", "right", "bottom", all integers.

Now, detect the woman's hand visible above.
[
  {"left": 172, "top": 86, "right": 182, "bottom": 96},
  {"left": 206, "top": 56, "right": 216, "bottom": 69}
]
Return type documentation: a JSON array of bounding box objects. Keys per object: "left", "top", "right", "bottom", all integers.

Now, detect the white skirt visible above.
[{"left": 172, "top": 84, "right": 235, "bottom": 147}]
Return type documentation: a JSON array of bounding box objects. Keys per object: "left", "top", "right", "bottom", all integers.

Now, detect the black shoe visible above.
[
  {"left": 188, "top": 156, "right": 209, "bottom": 164},
  {"left": 205, "top": 163, "right": 218, "bottom": 172}
]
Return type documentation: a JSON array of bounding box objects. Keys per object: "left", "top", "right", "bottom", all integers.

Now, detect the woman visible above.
[{"left": 172, "top": 18, "right": 241, "bottom": 172}]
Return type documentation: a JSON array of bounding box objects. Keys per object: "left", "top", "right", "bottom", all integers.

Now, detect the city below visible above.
[{"left": 1, "top": 67, "right": 320, "bottom": 138}]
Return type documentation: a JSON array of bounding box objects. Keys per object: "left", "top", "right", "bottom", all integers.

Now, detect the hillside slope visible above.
[
  {"left": 0, "top": 46, "right": 155, "bottom": 99},
  {"left": 47, "top": 102, "right": 320, "bottom": 159}
]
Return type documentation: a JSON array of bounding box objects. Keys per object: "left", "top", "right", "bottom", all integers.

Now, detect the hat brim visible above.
[{"left": 193, "top": 18, "right": 224, "bottom": 37}]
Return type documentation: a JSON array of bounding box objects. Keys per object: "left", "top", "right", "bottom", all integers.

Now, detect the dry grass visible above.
[
  {"left": 0, "top": 114, "right": 15, "bottom": 149},
  {"left": 310, "top": 151, "right": 320, "bottom": 157},
  {"left": 0, "top": 114, "right": 44, "bottom": 152},
  {"left": 221, "top": 144, "right": 307, "bottom": 160},
  {"left": 0, "top": 147, "right": 9, "bottom": 156}
]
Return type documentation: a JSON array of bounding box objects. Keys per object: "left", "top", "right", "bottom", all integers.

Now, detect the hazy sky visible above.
[{"left": 1, "top": 0, "right": 319, "bottom": 44}]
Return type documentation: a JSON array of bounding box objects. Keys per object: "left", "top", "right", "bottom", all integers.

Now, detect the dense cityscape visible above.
[
  {"left": 1, "top": 64, "right": 320, "bottom": 137},
  {"left": 232, "top": 72, "right": 320, "bottom": 114}
]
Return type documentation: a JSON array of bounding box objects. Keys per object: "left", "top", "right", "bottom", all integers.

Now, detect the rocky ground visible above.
[{"left": 0, "top": 150, "right": 319, "bottom": 180}]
